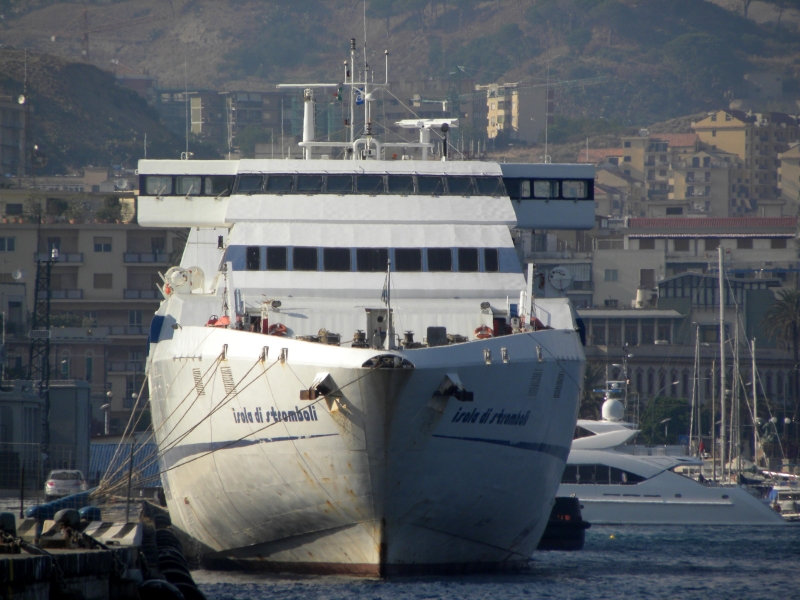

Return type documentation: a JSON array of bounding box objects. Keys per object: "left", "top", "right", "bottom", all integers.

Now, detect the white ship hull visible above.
[{"left": 148, "top": 326, "right": 583, "bottom": 574}]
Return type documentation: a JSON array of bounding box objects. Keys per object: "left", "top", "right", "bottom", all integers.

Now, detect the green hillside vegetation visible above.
[{"left": 0, "top": 50, "right": 215, "bottom": 173}]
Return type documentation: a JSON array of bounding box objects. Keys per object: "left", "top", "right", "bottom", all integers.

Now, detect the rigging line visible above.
[
  {"left": 101, "top": 355, "right": 283, "bottom": 496},
  {"left": 154, "top": 362, "right": 385, "bottom": 479},
  {"left": 383, "top": 88, "right": 421, "bottom": 120},
  {"left": 95, "top": 355, "right": 223, "bottom": 494},
  {"left": 98, "top": 377, "right": 149, "bottom": 489},
  {"left": 526, "top": 333, "right": 583, "bottom": 392}
]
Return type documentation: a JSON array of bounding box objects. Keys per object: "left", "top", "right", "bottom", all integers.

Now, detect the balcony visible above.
[
  {"left": 108, "top": 325, "right": 146, "bottom": 336},
  {"left": 33, "top": 252, "right": 83, "bottom": 263},
  {"left": 108, "top": 361, "right": 144, "bottom": 373},
  {"left": 123, "top": 289, "right": 158, "bottom": 300},
  {"left": 37, "top": 289, "right": 83, "bottom": 300},
  {"left": 124, "top": 252, "right": 170, "bottom": 263}
]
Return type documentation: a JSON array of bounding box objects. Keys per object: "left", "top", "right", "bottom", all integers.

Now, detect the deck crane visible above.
[{"left": 50, "top": 5, "right": 162, "bottom": 60}]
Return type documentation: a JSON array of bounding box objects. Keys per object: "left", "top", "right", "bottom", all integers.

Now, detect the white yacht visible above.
[
  {"left": 136, "top": 53, "right": 594, "bottom": 574},
  {"left": 559, "top": 399, "right": 786, "bottom": 525}
]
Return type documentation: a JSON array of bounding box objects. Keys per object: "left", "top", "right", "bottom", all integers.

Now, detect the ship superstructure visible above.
[{"left": 139, "top": 51, "right": 594, "bottom": 574}]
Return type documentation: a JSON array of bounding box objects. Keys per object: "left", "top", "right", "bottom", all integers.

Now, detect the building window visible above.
[
  {"left": 737, "top": 238, "right": 753, "bottom": 249},
  {"left": 666, "top": 207, "right": 683, "bottom": 215},
  {"left": 0, "top": 237, "right": 15, "bottom": 252},
  {"left": 725, "top": 113, "right": 732, "bottom": 121},
  {"left": 704, "top": 238, "right": 720, "bottom": 251},
  {"left": 624, "top": 141, "right": 631, "bottom": 148},
  {"left": 592, "top": 321, "right": 605, "bottom": 345},
  {"left": 604, "top": 269, "right": 618, "bottom": 282},
  {"left": 712, "top": 130, "right": 717, "bottom": 137},
  {"left": 641, "top": 319, "right": 655, "bottom": 345},
  {"left": 639, "top": 239, "right": 655, "bottom": 250},
  {"left": 623, "top": 156, "right": 631, "bottom": 162},
  {"left": 771, "top": 238, "right": 787, "bottom": 249},
  {"left": 673, "top": 239, "right": 690, "bottom": 252},
  {"left": 93, "top": 274, "right": 112, "bottom": 289},
  {"left": 5, "top": 204, "right": 22, "bottom": 216},
  {"left": 711, "top": 114, "right": 717, "bottom": 122},
  {"left": 625, "top": 323, "right": 638, "bottom": 346},
  {"left": 640, "top": 269, "right": 655, "bottom": 288},
  {"left": 94, "top": 236, "right": 112, "bottom": 252},
  {"left": 60, "top": 356, "right": 70, "bottom": 379},
  {"left": 85, "top": 356, "right": 93, "bottom": 383},
  {"left": 607, "top": 320, "right": 622, "bottom": 346}
]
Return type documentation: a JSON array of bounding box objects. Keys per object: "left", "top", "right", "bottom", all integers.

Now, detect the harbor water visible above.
[{"left": 195, "top": 524, "right": 799, "bottom": 600}]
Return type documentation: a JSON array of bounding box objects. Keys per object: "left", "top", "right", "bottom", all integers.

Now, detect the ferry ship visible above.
[{"left": 140, "top": 51, "right": 594, "bottom": 575}]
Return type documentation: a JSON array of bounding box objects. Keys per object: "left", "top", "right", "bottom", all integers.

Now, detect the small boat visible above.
[
  {"left": 768, "top": 481, "right": 800, "bottom": 521},
  {"left": 536, "top": 497, "right": 591, "bottom": 551}
]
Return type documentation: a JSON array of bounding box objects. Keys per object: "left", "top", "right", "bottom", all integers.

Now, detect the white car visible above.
[{"left": 44, "top": 470, "right": 88, "bottom": 499}]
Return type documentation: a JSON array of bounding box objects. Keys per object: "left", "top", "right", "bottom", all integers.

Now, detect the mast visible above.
[
  {"left": 718, "top": 246, "right": 727, "bottom": 483},
  {"left": 690, "top": 323, "right": 699, "bottom": 455},
  {"left": 752, "top": 337, "right": 758, "bottom": 468},
  {"left": 350, "top": 38, "right": 356, "bottom": 144},
  {"left": 733, "top": 311, "right": 740, "bottom": 479},
  {"left": 712, "top": 358, "right": 717, "bottom": 482}
]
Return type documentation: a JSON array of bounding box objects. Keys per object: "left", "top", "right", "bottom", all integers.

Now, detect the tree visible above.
[
  {"left": 236, "top": 125, "right": 272, "bottom": 159},
  {"left": 763, "top": 289, "right": 800, "bottom": 421},
  {"left": 580, "top": 362, "right": 606, "bottom": 419}
]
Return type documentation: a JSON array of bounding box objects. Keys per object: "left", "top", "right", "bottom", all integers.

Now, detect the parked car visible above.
[{"left": 44, "top": 470, "right": 88, "bottom": 499}]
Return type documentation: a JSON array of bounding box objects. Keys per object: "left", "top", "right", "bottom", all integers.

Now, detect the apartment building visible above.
[
  {"left": 595, "top": 167, "right": 645, "bottom": 217},
  {"left": 692, "top": 110, "right": 800, "bottom": 207},
  {"left": 0, "top": 95, "right": 27, "bottom": 178},
  {"left": 0, "top": 187, "right": 184, "bottom": 435},
  {"left": 620, "top": 132, "right": 700, "bottom": 201},
  {"left": 476, "top": 82, "right": 548, "bottom": 144},
  {"left": 665, "top": 149, "right": 743, "bottom": 218},
  {"left": 779, "top": 142, "right": 800, "bottom": 211},
  {"left": 592, "top": 217, "right": 798, "bottom": 310}
]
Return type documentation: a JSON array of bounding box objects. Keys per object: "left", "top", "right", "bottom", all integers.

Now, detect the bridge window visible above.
[
  {"left": 475, "top": 176, "right": 506, "bottom": 196},
  {"left": 395, "top": 248, "right": 422, "bottom": 272},
  {"left": 533, "top": 180, "right": 558, "bottom": 199},
  {"left": 265, "top": 175, "right": 293, "bottom": 193},
  {"left": 356, "top": 175, "right": 384, "bottom": 195},
  {"left": 236, "top": 175, "right": 264, "bottom": 194},
  {"left": 203, "top": 176, "right": 234, "bottom": 196},
  {"left": 297, "top": 175, "right": 323, "bottom": 193},
  {"left": 427, "top": 248, "right": 452, "bottom": 272},
  {"left": 484, "top": 248, "right": 499, "bottom": 272},
  {"left": 457, "top": 248, "right": 479, "bottom": 272},
  {"left": 387, "top": 175, "right": 414, "bottom": 195},
  {"left": 177, "top": 176, "right": 201, "bottom": 196},
  {"left": 145, "top": 176, "right": 172, "bottom": 196},
  {"left": 245, "top": 247, "right": 261, "bottom": 271},
  {"left": 293, "top": 247, "right": 318, "bottom": 271},
  {"left": 447, "top": 177, "right": 475, "bottom": 196},
  {"left": 562, "top": 180, "right": 588, "bottom": 199},
  {"left": 266, "top": 246, "right": 288, "bottom": 271},
  {"left": 356, "top": 248, "right": 389, "bottom": 272},
  {"left": 326, "top": 175, "right": 353, "bottom": 194},
  {"left": 323, "top": 248, "right": 351, "bottom": 271},
  {"left": 417, "top": 176, "right": 445, "bottom": 196}
]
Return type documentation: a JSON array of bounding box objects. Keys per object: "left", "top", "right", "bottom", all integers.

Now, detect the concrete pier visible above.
[{"left": 0, "top": 546, "right": 139, "bottom": 600}]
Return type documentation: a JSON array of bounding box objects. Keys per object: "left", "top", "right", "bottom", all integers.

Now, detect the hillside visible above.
[
  {"left": 0, "top": 50, "right": 210, "bottom": 173},
  {"left": 0, "top": 0, "right": 799, "bottom": 162}
]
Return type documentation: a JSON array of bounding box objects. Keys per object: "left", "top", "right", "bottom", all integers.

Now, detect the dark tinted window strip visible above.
[
  {"left": 228, "top": 245, "right": 518, "bottom": 273},
  {"left": 141, "top": 175, "right": 508, "bottom": 197}
]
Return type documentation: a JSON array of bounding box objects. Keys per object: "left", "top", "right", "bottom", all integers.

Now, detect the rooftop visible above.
[
  {"left": 626, "top": 217, "right": 797, "bottom": 238},
  {"left": 650, "top": 133, "right": 698, "bottom": 148}
]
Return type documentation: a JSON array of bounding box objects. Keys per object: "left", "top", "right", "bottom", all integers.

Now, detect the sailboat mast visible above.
[
  {"left": 712, "top": 358, "right": 717, "bottom": 482},
  {"left": 752, "top": 337, "right": 758, "bottom": 468},
  {"left": 690, "top": 323, "right": 699, "bottom": 455},
  {"left": 718, "top": 246, "right": 727, "bottom": 483}
]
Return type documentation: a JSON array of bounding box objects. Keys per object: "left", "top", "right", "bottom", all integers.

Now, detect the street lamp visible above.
[
  {"left": 660, "top": 417, "right": 672, "bottom": 438},
  {"left": 102, "top": 390, "right": 112, "bottom": 435}
]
